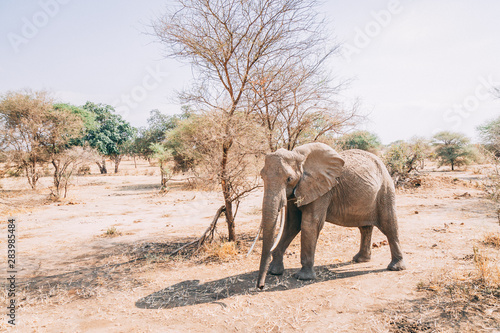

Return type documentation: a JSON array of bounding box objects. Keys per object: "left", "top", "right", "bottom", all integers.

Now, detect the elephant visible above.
[{"left": 256, "top": 142, "right": 406, "bottom": 289}]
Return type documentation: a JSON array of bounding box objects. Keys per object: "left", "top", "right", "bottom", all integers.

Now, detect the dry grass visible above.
[
  {"left": 198, "top": 241, "right": 239, "bottom": 262},
  {"left": 102, "top": 226, "right": 122, "bottom": 237},
  {"left": 388, "top": 246, "right": 500, "bottom": 332},
  {"left": 473, "top": 246, "right": 500, "bottom": 287},
  {"left": 483, "top": 232, "right": 500, "bottom": 248}
]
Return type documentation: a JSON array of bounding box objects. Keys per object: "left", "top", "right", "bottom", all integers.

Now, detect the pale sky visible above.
[{"left": 1, "top": 0, "right": 499, "bottom": 144}]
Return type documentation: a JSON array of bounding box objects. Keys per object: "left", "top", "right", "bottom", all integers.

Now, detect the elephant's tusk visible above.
[
  {"left": 246, "top": 225, "right": 262, "bottom": 257},
  {"left": 270, "top": 203, "right": 286, "bottom": 252}
]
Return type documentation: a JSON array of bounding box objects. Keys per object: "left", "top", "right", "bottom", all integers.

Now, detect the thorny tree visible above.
[
  {"left": 432, "top": 131, "right": 474, "bottom": 171},
  {"left": 0, "top": 90, "right": 54, "bottom": 189},
  {"left": 49, "top": 146, "right": 98, "bottom": 199},
  {"left": 165, "top": 111, "right": 267, "bottom": 250},
  {"left": 45, "top": 104, "right": 97, "bottom": 199},
  {"left": 248, "top": 51, "right": 358, "bottom": 151},
  {"left": 154, "top": 0, "right": 343, "bottom": 241}
]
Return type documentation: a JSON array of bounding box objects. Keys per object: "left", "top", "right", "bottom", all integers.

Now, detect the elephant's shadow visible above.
[{"left": 135, "top": 262, "right": 386, "bottom": 309}]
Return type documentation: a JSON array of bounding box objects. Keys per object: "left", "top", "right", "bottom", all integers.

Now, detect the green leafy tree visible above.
[
  {"left": 130, "top": 109, "right": 184, "bottom": 161},
  {"left": 477, "top": 117, "right": 500, "bottom": 207},
  {"left": 166, "top": 114, "right": 203, "bottom": 172},
  {"left": 81, "top": 102, "right": 134, "bottom": 173},
  {"left": 146, "top": 109, "right": 179, "bottom": 143},
  {"left": 432, "top": 131, "right": 475, "bottom": 171},
  {"left": 337, "top": 130, "right": 381, "bottom": 152},
  {"left": 478, "top": 116, "right": 500, "bottom": 156},
  {"left": 150, "top": 143, "right": 173, "bottom": 190},
  {"left": 54, "top": 103, "right": 97, "bottom": 142}
]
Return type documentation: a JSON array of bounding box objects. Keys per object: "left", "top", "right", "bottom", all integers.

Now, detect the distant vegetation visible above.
[
  {"left": 336, "top": 130, "right": 381, "bottom": 153},
  {"left": 0, "top": 87, "right": 498, "bottom": 218},
  {"left": 384, "top": 137, "right": 431, "bottom": 186},
  {"left": 432, "top": 131, "right": 477, "bottom": 171}
]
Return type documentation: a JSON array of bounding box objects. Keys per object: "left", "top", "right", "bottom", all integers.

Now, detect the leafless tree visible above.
[
  {"left": 153, "top": 0, "right": 352, "bottom": 240},
  {"left": 49, "top": 147, "right": 98, "bottom": 199},
  {"left": 248, "top": 60, "right": 359, "bottom": 150}
]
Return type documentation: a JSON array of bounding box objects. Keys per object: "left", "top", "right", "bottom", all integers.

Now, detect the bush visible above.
[
  {"left": 384, "top": 137, "right": 430, "bottom": 187},
  {"left": 149, "top": 143, "right": 173, "bottom": 190},
  {"left": 478, "top": 116, "right": 500, "bottom": 156},
  {"left": 337, "top": 130, "right": 381, "bottom": 153},
  {"left": 77, "top": 165, "right": 91, "bottom": 175},
  {"left": 482, "top": 153, "right": 500, "bottom": 203}
]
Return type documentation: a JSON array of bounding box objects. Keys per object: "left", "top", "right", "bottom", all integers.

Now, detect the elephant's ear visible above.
[{"left": 293, "top": 143, "right": 344, "bottom": 207}]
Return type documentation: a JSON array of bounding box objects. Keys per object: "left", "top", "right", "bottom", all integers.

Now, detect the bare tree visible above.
[
  {"left": 50, "top": 147, "right": 98, "bottom": 199},
  {"left": 154, "top": 0, "right": 336, "bottom": 240},
  {"left": 248, "top": 60, "right": 359, "bottom": 150}
]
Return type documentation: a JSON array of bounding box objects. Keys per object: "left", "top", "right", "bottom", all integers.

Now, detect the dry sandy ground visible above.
[{"left": 1, "top": 159, "right": 499, "bottom": 332}]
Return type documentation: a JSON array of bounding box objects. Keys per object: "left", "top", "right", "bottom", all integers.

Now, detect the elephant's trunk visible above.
[{"left": 257, "top": 189, "right": 285, "bottom": 289}]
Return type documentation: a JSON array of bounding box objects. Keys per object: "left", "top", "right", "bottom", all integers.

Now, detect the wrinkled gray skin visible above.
[{"left": 257, "top": 142, "right": 406, "bottom": 289}]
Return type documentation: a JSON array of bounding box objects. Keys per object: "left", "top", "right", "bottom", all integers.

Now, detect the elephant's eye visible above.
[{"left": 286, "top": 176, "right": 293, "bottom": 183}]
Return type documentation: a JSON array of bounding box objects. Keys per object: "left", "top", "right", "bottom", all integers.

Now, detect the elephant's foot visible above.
[
  {"left": 268, "top": 260, "right": 284, "bottom": 275},
  {"left": 353, "top": 252, "right": 371, "bottom": 263},
  {"left": 293, "top": 267, "right": 316, "bottom": 280},
  {"left": 388, "top": 258, "right": 406, "bottom": 271}
]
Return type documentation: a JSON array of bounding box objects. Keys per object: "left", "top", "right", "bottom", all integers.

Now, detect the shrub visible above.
[
  {"left": 384, "top": 137, "right": 430, "bottom": 186},
  {"left": 337, "top": 130, "right": 381, "bottom": 153}
]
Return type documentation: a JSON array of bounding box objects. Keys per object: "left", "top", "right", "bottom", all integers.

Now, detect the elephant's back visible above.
[
  {"left": 339, "top": 149, "right": 390, "bottom": 187},
  {"left": 326, "top": 149, "right": 393, "bottom": 226}
]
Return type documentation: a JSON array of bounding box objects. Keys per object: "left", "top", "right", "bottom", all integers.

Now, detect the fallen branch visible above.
[{"left": 168, "top": 205, "right": 226, "bottom": 257}]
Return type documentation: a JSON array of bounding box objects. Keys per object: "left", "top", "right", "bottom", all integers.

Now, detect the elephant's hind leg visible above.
[
  {"left": 377, "top": 203, "right": 406, "bottom": 271},
  {"left": 353, "top": 225, "right": 373, "bottom": 263},
  {"left": 269, "top": 202, "right": 301, "bottom": 275}
]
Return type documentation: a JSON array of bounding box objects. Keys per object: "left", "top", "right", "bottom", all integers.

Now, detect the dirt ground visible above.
[{"left": 1, "top": 158, "right": 499, "bottom": 332}]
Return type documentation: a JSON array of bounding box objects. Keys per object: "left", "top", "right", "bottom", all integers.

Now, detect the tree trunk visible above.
[
  {"left": 96, "top": 158, "right": 107, "bottom": 174},
  {"left": 225, "top": 199, "right": 236, "bottom": 241},
  {"left": 451, "top": 160, "right": 455, "bottom": 171},
  {"left": 113, "top": 155, "right": 122, "bottom": 173},
  {"left": 220, "top": 138, "right": 236, "bottom": 241},
  {"left": 52, "top": 160, "right": 61, "bottom": 198},
  {"left": 25, "top": 160, "right": 39, "bottom": 190},
  {"left": 159, "top": 161, "right": 167, "bottom": 189},
  {"left": 133, "top": 155, "right": 137, "bottom": 168}
]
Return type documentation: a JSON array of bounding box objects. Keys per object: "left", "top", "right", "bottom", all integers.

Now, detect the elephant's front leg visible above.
[
  {"left": 269, "top": 202, "right": 301, "bottom": 275},
  {"left": 294, "top": 198, "right": 328, "bottom": 280}
]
